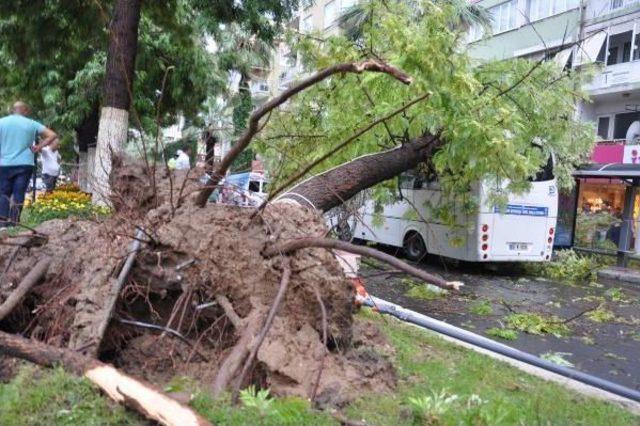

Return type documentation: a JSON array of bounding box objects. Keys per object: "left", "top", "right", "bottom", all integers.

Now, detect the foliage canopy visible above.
[{"left": 257, "top": 0, "right": 594, "bottom": 216}]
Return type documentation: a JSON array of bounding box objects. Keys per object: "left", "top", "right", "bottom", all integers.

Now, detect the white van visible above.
[{"left": 220, "top": 171, "right": 269, "bottom": 207}]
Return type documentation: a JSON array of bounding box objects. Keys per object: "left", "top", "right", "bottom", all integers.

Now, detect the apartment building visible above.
[
  {"left": 469, "top": 0, "right": 640, "bottom": 257},
  {"left": 265, "top": 0, "right": 359, "bottom": 96}
]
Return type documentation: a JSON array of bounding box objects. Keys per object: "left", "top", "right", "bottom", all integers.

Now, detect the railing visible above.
[
  {"left": 610, "top": 0, "right": 640, "bottom": 11},
  {"left": 587, "top": 0, "right": 640, "bottom": 19},
  {"left": 584, "top": 61, "right": 640, "bottom": 92}
]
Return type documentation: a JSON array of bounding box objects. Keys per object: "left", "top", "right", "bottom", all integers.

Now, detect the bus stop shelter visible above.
[{"left": 572, "top": 163, "right": 640, "bottom": 266}]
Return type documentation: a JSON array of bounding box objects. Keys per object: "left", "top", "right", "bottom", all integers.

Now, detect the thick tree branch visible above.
[
  {"left": 195, "top": 59, "right": 413, "bottom": 207},
  {"left": 277, "top": 133, "right": 444, "bottom": 212},
  {"left": 0, "top": 257, "right": 50, "bottom": 321},
  {"left": 263, "top": 237, "right": 462, "bottom": 291}
]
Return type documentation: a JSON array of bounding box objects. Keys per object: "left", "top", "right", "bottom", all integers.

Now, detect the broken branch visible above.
[
  {"left": 264, "top": 237, "right": 462, "bottom": 291},
  {"left": 195, "top": 58, "right": 413, "bottom": 207},
  {"left": 0, "top": 257, "right": 51, "bottom": 321},
  {"left": 0, "top": 330, "right": 211, "bottom": 426}
]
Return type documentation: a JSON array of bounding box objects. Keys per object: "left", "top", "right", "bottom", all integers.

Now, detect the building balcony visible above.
[
  {"left": 250, "top": 80, "right": 270, "bottom": 98},
  {"left": 584, "top": 61, "right": 640, "bottom": 95},
  {"left": 587, "top": 0, "right": 640, "bottom": 20}
]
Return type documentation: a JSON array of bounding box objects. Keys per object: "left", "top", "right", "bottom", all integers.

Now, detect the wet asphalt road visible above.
[{"left": 360, "top": 252, "right": 640, "bottom": 392}]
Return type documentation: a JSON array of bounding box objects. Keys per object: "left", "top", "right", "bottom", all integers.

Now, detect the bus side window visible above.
[
  {"left": 261, "top": 181, "right": 268, "bottom": 194},
  {"left": 399, "top": 172, "right": 415, "bottom": 189},
  {"left": 532, "top": 155, "right": 554, "bottom": 182},
  {"left": 248, "top": 181, "right": 260, "bottom": 192}
]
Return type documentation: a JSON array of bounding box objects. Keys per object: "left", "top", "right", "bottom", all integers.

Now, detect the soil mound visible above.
[{"left": 0, "top": 161, "right": 395, "bottom": 403}]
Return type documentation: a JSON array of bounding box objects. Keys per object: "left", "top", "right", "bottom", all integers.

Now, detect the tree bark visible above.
[
  {"left": 92, "top": 107, "right": 130, "bottom": 204},
  {"left": 92, "top": 0, "right": 142, "bottom": 205},
  {"left": 277, "top": 134, "right": 443, "bottom": 212},
  {"left": 203, "top": 130, "right": 217, "bottom": 174},
  {"left": 0, "top": 331, "right": 211, "bottom": 426}
]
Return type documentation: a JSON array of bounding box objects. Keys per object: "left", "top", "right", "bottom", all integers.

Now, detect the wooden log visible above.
[
  {"left": 0, "top": 257, "right": 51, "bottom": 320},
  {"left": 0, "top": 330, "right": 211, "bottom": 426}
]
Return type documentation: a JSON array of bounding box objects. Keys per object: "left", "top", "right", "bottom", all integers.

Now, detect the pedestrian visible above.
[
  {"left": 175, "top": 148, "right": 191, "bottom": 170},
  {"left": 0, "top": 101, "right": 58, "bottom": 228},
  {"left": 40, "top": 138, "right": 62, "bottom": 192}
]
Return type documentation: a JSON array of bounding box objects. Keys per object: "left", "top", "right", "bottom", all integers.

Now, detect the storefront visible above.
[{"left": 571, "top": 163, "right": 640, "bottom": 266}]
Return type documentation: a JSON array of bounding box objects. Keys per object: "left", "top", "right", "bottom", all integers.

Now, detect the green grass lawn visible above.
[{"left": 1, "top": 311, "right": 637, "bottom": 425}]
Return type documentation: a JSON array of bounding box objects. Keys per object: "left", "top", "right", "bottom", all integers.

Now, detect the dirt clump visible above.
[{"left": 0, "top": 160, "right": 396, "bottom": 404}]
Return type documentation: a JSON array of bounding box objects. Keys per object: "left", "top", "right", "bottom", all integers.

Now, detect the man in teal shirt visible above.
[{"left": 0, "top": 101, "right": 57, "bottom": 227}]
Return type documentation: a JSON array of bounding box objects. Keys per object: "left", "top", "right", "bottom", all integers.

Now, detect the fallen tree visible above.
[{"left": 0, "top": 0, "right": 594, "bottom": 420}]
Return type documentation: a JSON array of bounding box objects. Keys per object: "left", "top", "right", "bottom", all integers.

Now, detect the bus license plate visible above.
[{"left": 509, "top": 243, "right": 529, "bottom": 251}]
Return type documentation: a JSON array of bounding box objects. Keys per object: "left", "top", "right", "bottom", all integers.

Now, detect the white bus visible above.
[{"left": 330, "top": 161, "right": 558, "bottom": 262}]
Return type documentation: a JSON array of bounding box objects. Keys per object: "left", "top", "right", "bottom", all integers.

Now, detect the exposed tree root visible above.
[{"left": 0, "top": 163, "right": 397, "bottom": 406}]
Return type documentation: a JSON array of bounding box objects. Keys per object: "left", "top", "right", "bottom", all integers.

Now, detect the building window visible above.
[
  {"left": 468, "top": 23, "right": 484, "bottom": 42},
  {"left": 341, "top": 0, "right": 357, "bottom": 11},
  {"left": 607, "top": 46, "right": 619, "bottom": 65},
  {"left": 324, "top": 1, "right": 338, "bottom": 28},
  {"left": 490, "top": 0, "right": 517, "bottom": 34},
  {"left": 302, "top": 0, "right": 314, "bottom": 9},
  {"left": 301, "top": 14, "right": 313, "bottom": 32},
  {"left": 528, "top": 0, "right": 579, "bottom": 22},
  {"left": 605, "top": 31, "right": 634, "bottom": 66},
  {"left": 634, "top": 34, "right": 640, "bottom": 60},
  {"left": 611, "top": 0, "right": 624, "bottom": 9},
  {"left": 597, "top": 116, "right": 611, "bottom": 139}
]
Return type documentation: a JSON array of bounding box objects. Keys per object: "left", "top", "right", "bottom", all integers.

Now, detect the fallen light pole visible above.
[{"left": 357, "top": 294, "right": 640, "bottom": 403}]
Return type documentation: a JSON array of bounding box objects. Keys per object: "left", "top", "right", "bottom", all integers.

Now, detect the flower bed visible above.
[{"left": 23, "top": 185, "right": 110, "bottom": 222}]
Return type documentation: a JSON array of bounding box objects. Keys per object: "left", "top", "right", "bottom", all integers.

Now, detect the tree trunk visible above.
[
  {"left": 76, "top": 106, "right": 100, "bottom": 192},
  {"left": 92, "top": 0, "right": 142, "bottom": 205},
  {"left": 278, "top": 134, "right": 443, "bottom": 212},
  {"left": 92, "top": 108, "right": 130, "bottom": 203},
  {"left": 203, "top": 130, "right": 217, "bottom": 174},
  {"left": 0, "top": 331, "right": 211, "bottom": 426}
]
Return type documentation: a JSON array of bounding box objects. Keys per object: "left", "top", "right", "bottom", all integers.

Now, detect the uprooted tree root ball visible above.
[{"left": 0, "top": 161, "right": 395, "bottom": 406}]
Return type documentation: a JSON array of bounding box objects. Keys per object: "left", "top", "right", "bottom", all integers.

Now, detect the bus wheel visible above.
[{"left": 403, "top": 232, "right": 427, "bottom": 261}]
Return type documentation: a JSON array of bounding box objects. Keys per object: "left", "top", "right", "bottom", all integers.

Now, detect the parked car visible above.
[{"left": 218, "top": 172, "right": 269, "bottom": 207}]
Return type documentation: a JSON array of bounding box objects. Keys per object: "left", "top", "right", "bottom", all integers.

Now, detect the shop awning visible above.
[
  {"left": 575, "top": 31, "right": 607, "bottom": 66},
  {"left": 573, "top": 163, "right": 640, "bottom": 178}
]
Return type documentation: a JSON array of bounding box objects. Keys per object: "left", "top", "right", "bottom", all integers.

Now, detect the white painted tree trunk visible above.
[
  {"left": 86, "top": 147, "right": 96, "bottom": 194},
  {"left": 78, "top": 151, "right": 89, "bottom": 192},
  {"left": 92, "top": 107, "right": 129, "bottom": 205}
]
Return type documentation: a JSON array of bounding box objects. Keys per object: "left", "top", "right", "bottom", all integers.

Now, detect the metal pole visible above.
[
  {"left": 617, "top": 180, "right": 637, "bottom": 267},
  {"left": 31, "top": 152, "right": 37, "bottom": 203},
  {"left": 570, "top": 178, "right": 581, "bottom": 248}
]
